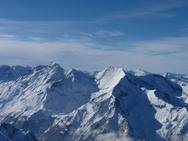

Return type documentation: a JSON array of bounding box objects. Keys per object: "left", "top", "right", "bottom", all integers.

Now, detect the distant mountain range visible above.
[{"left": 0, "top": 63, "right": 188, "bottom": 141}]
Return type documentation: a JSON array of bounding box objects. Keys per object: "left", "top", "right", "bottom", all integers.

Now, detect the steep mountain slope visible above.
[
  {"left": 0, "top": 63, "right": 187, "bottom": 141},
  {"left": 0, "top": 123, "right": 38, "bottom": 141}
]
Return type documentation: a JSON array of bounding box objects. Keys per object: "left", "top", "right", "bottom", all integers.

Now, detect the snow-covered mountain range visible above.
[{"left": 0, "top": 63, "right": 188, "bottom": 141}]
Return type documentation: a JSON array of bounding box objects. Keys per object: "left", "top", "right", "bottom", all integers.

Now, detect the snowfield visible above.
[{"left": 0, "top": 63, "right": 188, "bottom": 141}]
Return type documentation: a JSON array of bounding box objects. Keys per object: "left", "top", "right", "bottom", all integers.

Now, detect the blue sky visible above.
[{"left": 0, "top": 0, "right": 188, "bottom": 73}]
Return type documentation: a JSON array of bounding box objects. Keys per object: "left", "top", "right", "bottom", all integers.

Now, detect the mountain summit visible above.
[{"left": 0, "top": 64, "right": 188, "bottom": 141}]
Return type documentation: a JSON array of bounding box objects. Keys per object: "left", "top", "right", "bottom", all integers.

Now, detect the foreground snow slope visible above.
[{"left": 0, "top": 63, "right": 188, "bottom": 141}]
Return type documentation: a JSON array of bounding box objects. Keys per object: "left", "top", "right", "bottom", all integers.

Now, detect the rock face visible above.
[
  {"left": 0, "top": 123, "right": 38, "bottom": 141},
  {"left": 0, "top": 63, "right": 188, "bottom": 141}
]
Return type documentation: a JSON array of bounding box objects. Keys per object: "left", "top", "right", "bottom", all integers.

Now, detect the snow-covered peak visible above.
[
  {"left": 95, "top": 66, "right": 126, "bottom": 90},
  {"left": 49, "top": 61, "right": 58, "bottom": 67}
]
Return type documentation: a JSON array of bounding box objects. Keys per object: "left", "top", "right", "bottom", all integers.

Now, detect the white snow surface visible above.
[{"left": 0, "top": 63, "right": 188, "bottom": 141}]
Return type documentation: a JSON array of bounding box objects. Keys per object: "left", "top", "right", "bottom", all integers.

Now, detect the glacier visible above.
[{"left": 0, "top": 63, "right": 188, "bottom": 141}]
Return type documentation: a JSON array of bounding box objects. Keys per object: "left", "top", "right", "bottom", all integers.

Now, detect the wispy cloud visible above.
[
  {"left": 128, "top": 36, "right": 188, "bottom": 56},
  {"left": 0, "top": 19, "right": 81, "bottom": 40},
  {"left": 95, "top": 30, "right": 124, "bottom": 38},
  {"left": 97, "top": 0, "right": 188, "bottom": 21},
  {"left": 0, "top": 33, "right": 15, "bottom": 39},
  {"left": 0, "top": 19, "right": 125, "bottom": 41},
  {"left": 0, "top": 34, "right": 187, "bottom": 73}
]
